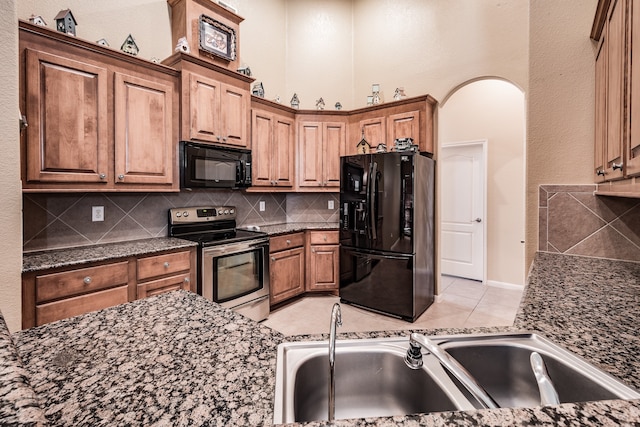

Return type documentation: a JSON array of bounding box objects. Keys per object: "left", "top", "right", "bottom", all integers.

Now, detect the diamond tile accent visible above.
[{"left": 539, "top": 185, "right": 640, "bottom": 263}]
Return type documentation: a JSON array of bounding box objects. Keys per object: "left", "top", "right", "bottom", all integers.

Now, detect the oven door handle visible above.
[
  {"left": 202, "top": 239, "right": 269, "bottom": 257},
  {"left": 230, "top": 294, "right": 269, "bottom": 310}
]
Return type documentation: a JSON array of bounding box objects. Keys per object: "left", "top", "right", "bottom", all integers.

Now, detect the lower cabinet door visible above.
[
  {"left": 35, "top": 285, "right": 129, "bottom": 326},
  {"left": 270, "top": 246, "right": 305, "bottom": 305}
]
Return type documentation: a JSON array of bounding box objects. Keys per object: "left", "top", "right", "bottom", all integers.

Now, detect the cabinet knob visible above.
[
  {"left": 222, "top": 137, "right": 228, "bottom": 142},
  {"left": 286, "top": 239, "right": 291, "bottom": 245},
  {"left": 164, "top": 262, "right": 170, "bottom": 268},
  {"left": 323, "top": 236, "right": 327, "bottom": 241},
  {"left": 312, "top": 248, "right": 316, "bottom": 253},
  {"left": 271, "top": 257, "right": 276, "bottom": 262},
  {"left": 99, "top": 173, "right": 106, "bottom": 180},
  {"left": 596, "top": 169, "right": 606, "bottom": 176},
  {"left": 612, "top": 162, "right": 623, "bottom": 171},
  {"left": 216, "top": 136, "right": 221, "bottom": 141},
  {"left": 184, "top": 277, "right": 190, "bottom": 283},
  {"left": 83, "top": 276, "right": 92, "bottom": 284},
  {"left": 118, "top": 174, "right": 125, "bottom": 180}
]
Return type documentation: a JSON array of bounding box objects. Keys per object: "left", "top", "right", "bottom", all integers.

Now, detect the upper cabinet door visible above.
[
  {"left": 626, "top": 0, "right": 640, "bottom": 177},
  {"left": 221, "top": 84, "right": 250, "bottom": 148},
  {"left": 359, "top": 116, "right": 386, "bottom": 150},
  {"left": 114, "top": 72, "right": 174, "bottom": 186},
  {"left": 298, "top": 121, "right": 324, "bottom": 187},
  {"left": 273, "top": 116, "right": 295, "bottom": 187},
  {"left": 251, "top": 109, "right": 274, "bottom": 186},
  {"left": 594, "top": 39, "right": 607, "bottom": 182},
  {"left": 189, "top": 73, "right": 221, "bottom": 143},
  {"left": 323, "top": 122, "right": 345, "bottom": 187},
  {"left": 25, "top": 49, "right": 109, "bottom": 184},
  {"left": 388, "top": 110, "right": 420, "bottom": 146}
]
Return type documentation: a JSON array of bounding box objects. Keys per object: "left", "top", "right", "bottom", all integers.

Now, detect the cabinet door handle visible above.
[
  {"left": 271, "top": 257, "right": 276, "bottom": 262},
  {"left": 323, "top": 236, "right": 327, "bottom": 241},
  {"left": 596, "top": 169, "right": 606, "bottom": 176},
  {"left": 612, "top": 162, "right": 623, "bottom": 171},
  {"left": 312, "top": 248, "right": 316, "bottom": 253},
  {"left": 286, "top": 239, "right": 291, "bottom": 245},
  {"left": 164, "top": 262, "right": 170, "bottom": 268},
  {"left": 99, "top": 173, "right": 106, "bottom": 180},
  {"left": 184, "top": 277, "right": 190, "bottom": 283},
  {"left": 118, "top": 174, "right": 125, "bottom": 180},
  {"left": 83, "top": 276, "right": 92, "bottom": 284},
  {"left": 222, "top": 137, "right": 228, "bottom": 142},
  {"left": 216, "top": 136, "right": 221, "bottom": 141}
]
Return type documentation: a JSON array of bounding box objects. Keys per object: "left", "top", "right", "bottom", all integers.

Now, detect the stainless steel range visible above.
[{"left": 168, "top": 206, "right": 270, "bottom": 321}]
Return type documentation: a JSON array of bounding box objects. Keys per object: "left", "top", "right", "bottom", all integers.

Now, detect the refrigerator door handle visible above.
[{"left": 369, "top": 161, "right": 378, "bottom": 241}]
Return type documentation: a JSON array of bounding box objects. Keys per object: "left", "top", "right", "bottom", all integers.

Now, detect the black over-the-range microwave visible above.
[{"left": 180, "top": 141, "right": 252, "bottom": 189}]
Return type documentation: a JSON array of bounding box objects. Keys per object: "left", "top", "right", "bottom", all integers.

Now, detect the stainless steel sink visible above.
[
  {"left": 273, "top": 333, "right": 640, "bottom": 424},
  {"left": 273, "top": 338, "right": 475, "bottom": 424},
  {"left": 431, "top": 332, "right": 640, "bottom": 409}
]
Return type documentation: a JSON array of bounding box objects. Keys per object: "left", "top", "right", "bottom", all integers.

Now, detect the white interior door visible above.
[{"left": 440, "top": 141, "right": 486, "bottom": 281}]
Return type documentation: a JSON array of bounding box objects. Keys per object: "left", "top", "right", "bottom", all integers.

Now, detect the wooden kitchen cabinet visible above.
[
  {"left": 269, "top": 233, "right": 306, "bottom": 305},
  {"left": 346, "top": 96, "right": 437, "bottom": 156},
  {"left": 297, "top": 118, "right": 345, "bottom": 190},
  {"left": 592, "top": 0, "right": 640, "bottom": 195},
  {"left": 250, "top": 99, "right": 296, "bottom": 189},
  {"left": 22, "top": 247, "right": 196, "bottom": 328},
  {"left": 19, "top": 21, "right": 179, "bottom": 192},
  {"left": 136, "top": 250, "right": 195, "bottom": 298},
  {"left": 163, "top": 52, "right": 252, "bottom": 149},
  {"left": 306, "top": 231, "right": 339, "bottom": 292}
]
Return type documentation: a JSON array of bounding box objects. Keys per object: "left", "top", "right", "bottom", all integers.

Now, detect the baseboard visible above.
[{"left": 486, "top": 280, "right": 523, "bottom": 290}]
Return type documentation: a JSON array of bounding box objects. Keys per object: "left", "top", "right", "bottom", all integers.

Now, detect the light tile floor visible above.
[{"left": 263, "top": 275, "right": 525, "bottom": 336}]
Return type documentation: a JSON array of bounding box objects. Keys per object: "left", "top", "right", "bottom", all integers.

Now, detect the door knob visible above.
[{"left": 474, "top": 218, "right": 482, "bottom": 223}]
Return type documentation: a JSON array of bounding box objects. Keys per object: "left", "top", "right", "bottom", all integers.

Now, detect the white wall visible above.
[
  {"left": 0, "top": 0, "right": 21, "bottom": 332},
  {"left": 440, "top": 79, "right": 526, "bottom": 286},
  {"left": 526, "top": 0, "right": 597, "bottom": 268}
]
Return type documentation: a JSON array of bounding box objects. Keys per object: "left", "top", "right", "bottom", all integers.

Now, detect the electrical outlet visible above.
[
  {"left": 92, "top": 206, "right": 104, "bottom": 222},
  {"left": 259, "top": 201, "right": 265, "bottom": 212},
  {"left": 328, "top": 200, "right": 335, "bottom": 210}
]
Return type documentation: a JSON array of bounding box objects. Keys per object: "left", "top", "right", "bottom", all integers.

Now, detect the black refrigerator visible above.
[{"left": 339, "top": 151, "right": 435, "bottom": 322}]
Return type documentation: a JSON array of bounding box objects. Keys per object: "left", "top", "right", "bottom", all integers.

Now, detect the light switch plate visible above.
[
  {"left": 259, "top": 201, "right": 265, "bottom": 212},
  {"left": 328, "top": 200, "right": 335, "bottom": 210},
  {"left": 92, "top": 206, "right": 104, "bottom": 222}
]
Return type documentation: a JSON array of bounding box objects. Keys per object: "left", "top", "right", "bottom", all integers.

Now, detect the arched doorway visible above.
[{"left": 438, "top": 78, "right": 526, "bottom": 288}]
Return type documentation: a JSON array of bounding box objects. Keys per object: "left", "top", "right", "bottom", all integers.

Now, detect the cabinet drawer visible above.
[
  {"left": 137, "top": 274, "right": 191, "bottom": 299},
  {"left": 36, "top": 285, "right": 128, "bottom": 326},
  {"left": 35, "top": 262, "right": 129, "bottom": 303},
  {"left": 137, "top": 251, "right": 191, "bottom": 281},
  {"left": 270, "top": 232, "right": 305, "bottom": 252},
  {"left": 309, "top": 230, "right": 339, "bottom": 245}
]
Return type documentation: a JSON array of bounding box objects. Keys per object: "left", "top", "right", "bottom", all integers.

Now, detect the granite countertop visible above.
[
  {"left": 8, "top": 251, "right": 640, "bottom": 426},
  {"left": 22, "top": 238, "right": 198, "bottom": 273},
  {"left": 249, "top": 222, "right": 339, "bottom": 236}
]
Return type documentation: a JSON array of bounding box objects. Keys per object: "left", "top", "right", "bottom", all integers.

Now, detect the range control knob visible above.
[
  {"left": 176, "top": 212, "right": 182, "bottom": 217},
  {"left": 183, "top": 211, "right": 189, "bottom": 217},
  {"left": 230, "top": 208, "right": 235, "bottom": 214}
]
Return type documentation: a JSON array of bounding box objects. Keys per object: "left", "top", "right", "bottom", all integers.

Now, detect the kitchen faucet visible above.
[
  {"left": 328, "top": 303, "right": 342, "bottom": 422},
  {"left": 405, "top": 332, "right": 499, "bottom": 409}
]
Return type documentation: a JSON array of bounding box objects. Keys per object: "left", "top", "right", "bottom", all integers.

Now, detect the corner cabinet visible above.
[
  {"left": 163, "top": 52, "right": 252, "bottom": 149},
  {"left": 250, "top": 98, "right": 296, "bottom": 189},
  {"left": 297, "top": 117, "right": 346, "bottom": 190},
  {"left": 19, "top": 21, "right": 179, "bottom": 192},
  {"left": 592, "top": 0, "right": 640, "bottom": 196}
]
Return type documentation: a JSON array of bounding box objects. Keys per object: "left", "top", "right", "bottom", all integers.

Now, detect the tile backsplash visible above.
[
  {"left": 539, "top": 185, "right": 640, "bottom": 262},
  {"left": 23, "top": 191, "right": 339, "bottom": 252}
]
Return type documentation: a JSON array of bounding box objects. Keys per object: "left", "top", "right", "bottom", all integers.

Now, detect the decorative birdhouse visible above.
[
  {"left": 290, "top": 93, "right": 300, "bottom": 109},
  {"left": 96, "top": 38, "right": 109, "bottom": 47},
  {"left": 356, "top": 129, "right": 371, "bottom": 154},
  {"left": 252, "top": 82, "right": 265, "bottom": 98},
  {"left": 316, "top": 98, "right": 325, "bottom": 110},
  {"left": 120, "top": 34, "right": 139, "bottom": 56},
  {"left": 28, "top": 15, "right": 47, "bottom": 27},
  {"left": 54, "top": 9, "right": 77, "bottom": 36}
]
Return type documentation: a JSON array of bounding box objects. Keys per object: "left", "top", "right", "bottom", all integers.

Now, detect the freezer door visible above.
[{"left": 339, "top": 247, "right": 416, "bottom": 320}]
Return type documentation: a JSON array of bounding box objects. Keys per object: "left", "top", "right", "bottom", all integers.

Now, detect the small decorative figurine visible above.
[
  {"left": 175, "top": 37, "right": 191, "bottom": 54},
  {"left": 54, "top": 9, "right": 77, "bottom": 36},
  {"left": 376, "top": 143, "right": 387, "bottom": 153},
  {"left": 394, "top": 138, "right": 414, "bottom": 151},
  {"left": 151, "top": 57, "right": 160, "bottom": 63},
  {"left": 28, "top": 15, "right": 47, "bottom": 27},
  {"left": 121, "top": 34, "right": 139, "bottom": 56},
  {"left": 237, "top": 65, "right": 251, "bottom": 76},
  {"left": 273, "top": 95, "right": 281, "bottom": 103},
  {"left": 335, "top": 102, "right": 342, "bottom": 110},
  {"left": 96, "top": 38, "right": 109, "bottom": 47},
  {"left": 356, "top": 129, "right": 371, "bottom": 154},
  {"left": 393, "top": 87, "right": 406, "bottom": 101},
  {"left": 366, "top": 95, "right": 373, "bottom": 106},
  {"left": 316, "top": 97, "right": 325, "bottom": 110},
  {"left": 372, "top": 83, "right": 381, "bottom": 105},
  {"left": 290, "top": 93, "right": 300, "bottom": 109},
  {"left": 252, "top": 82, "right": 265, "bottom": 98}
]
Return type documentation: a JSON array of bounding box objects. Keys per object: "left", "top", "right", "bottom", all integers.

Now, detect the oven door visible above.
[{"left": 201, "top": 238, "right": 270, "bottom": 320}]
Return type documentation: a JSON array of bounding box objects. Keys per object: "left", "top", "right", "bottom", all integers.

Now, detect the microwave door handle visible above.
[{"left": 237, "top": 162, "right": 244, "bottom": 184}]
